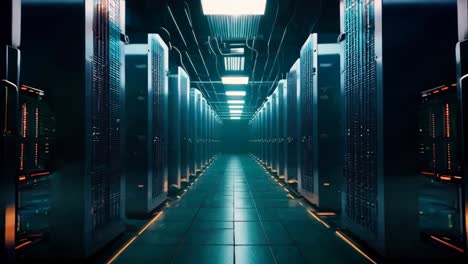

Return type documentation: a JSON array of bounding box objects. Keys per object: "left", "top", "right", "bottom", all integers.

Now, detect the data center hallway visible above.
[{"left": 110, "top": 154, "right": 369, "bottom": 264}]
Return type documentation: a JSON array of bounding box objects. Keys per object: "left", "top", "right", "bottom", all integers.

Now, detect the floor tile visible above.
[
  {"left": 234, "top": 222, "right": 268, "bottom": 245},
  {"left": 184, "top": 228, "right": 234, "bottom": 245},
  {"left": 196, "top": 208, "right": 234, "bottom": 221},
  {"left": 234, "top": 208, "right": 260, "bottom": 221},
  {"left": 234, "top": 198, "right": 255, "bottom": 209},
  {"left": 235, "top": 246, "right": 275, "bottom": 264},
  {"left": 271, "top": 246, "right": 306, "bottom": 264},
  {"left": 173, "top": 246, "right": 234, "bottom": 264},
  {"left": 262, "top": 222, "right": 294, "bottom": 245}
]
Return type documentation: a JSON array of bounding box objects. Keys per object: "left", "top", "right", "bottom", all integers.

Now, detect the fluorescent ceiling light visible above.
[
  {"left": 231, "top": 117, "right": 241, "bottom": 120},
  {"left": 207, "top": 16, "right": 261, "bottom": 41},
  {"left": 229, "top": 105, "right": 244, "bottom": 109},
  {"left": 230, "top": 110, "right": 243, "bottom": 114},
  {"left": 227, "top": 100, "right": 245, "bottom": 104},
  {"left": 201, "top": 0, "right": 266, "bottom": 15},
  {"left": 226, "top": 91, "right": 246, "bottom": 96},
  {"left": 230, "top": 48, "right": 245, "bottom": 55},
  {"left": 224, "top": 57, "right": 245, "bottom": 71},
  {"left": 222, "top": 76, "right": 249, "bottom": 85}
]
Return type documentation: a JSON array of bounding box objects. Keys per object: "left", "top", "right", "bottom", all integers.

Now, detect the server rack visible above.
[
  {"left": 277, "top": 80, "right": 287, "bottom": 179},
  {"left": 207, "top": 107, "right": 212, "bottom": 164},
  {"left": 124, "top": 34, "right": 168, "bottom": 216},
  {"left": 209, "top": 107, "right": 214, "bottom": 162},
  {"left": 260, "top": 106, "right": 266, "bottom": 165},
  {"left": 418, "top": 84, "right": 463, "bottom": 240},
  {"left": 168, "top": 67, "right": 188, "bottom": 189},
  {"left": 216, "top": 115, "right": 222, "bottom": 155},
  {"left": 194, "top": 90, "right": 203, "bottom": 173},
  {"left": 200, "top": 97, "right": 208, "bottom": 168},
  {"left": 249, "top": 113, "right": 256, "bottom": 157},
  {"left": 257, "top": 110, "right": 261, "bottom": 160},
  {"left": 258, "top": 110, "right": 261, "bottom": 160},
  {"left": 271, "top": 89, "right": 279, "bottom": 175},
  {"left": 180, "top": 71, "right": 190, "bottom": 183},
  {"left": 419, "top": 84, "right": 460, "bottom": 180},
  {"left": 299, "top": 35, "right": 317, "bottom": 203},
  {"left": 17, "top": 86, "right": 55, "bottom": 241},
  {"left": 21, "top": 0, "right": 126, "bottom": 257},
  {"left": 1, "top": 0, "right": 20, "bottom": 257},
  {"left": 285, "top": 59, "right": 301, "bottom": 183},
  {"left": 189, "top": 88, "right": 200, "bottom": 176},
  {"left": 340, "top": 0, "right": 458, "bottom": 258},
  {"left": 266, "top": 100, "right": 273, "bottom": 170},
  {"left": 299, "top": 36, "right": 343, "bottom": 212}
]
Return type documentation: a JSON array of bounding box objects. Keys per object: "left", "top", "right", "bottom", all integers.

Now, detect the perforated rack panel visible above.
[
  {"left": 342, "top": 0, "right": 378, "bottom": 233},
  {"left": 299, "top": 35, "right": 317, "bottom": 195},
  {"left": 180, "top": 73, "right": 189, "bottom": 180},
  {"left": 91, "top": 0, "right": 122, "bottom": 231},
  {"left": 277, "top": 81, "right": 286, "bottom": 177},
  {"left": 150, "top": 35, "right": 168, "bottom": 199},
  {"left": 285, "top": 60, "right": 300, "bottom": 182}
]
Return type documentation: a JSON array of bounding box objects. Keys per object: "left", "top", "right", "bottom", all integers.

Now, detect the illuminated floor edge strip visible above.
[
  {"left": 106, "top": 212, "right": 164, "bottom": 264},
  {"left": 307, "top": 210, "right": 331, "bottom": 229},
  {"left": 430, "top": 235, "right": 464, "bottom": 253},
  {"left": 335, "top": 230, "right": 378, "bottom": 264},
  {"left": 15, "top": 241, "right": 32, "bottom": 250}
]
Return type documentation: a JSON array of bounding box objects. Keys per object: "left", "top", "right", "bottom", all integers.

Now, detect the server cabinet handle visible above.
[{"left": 1, "top": 79, "right": 18, "bottom": 135}]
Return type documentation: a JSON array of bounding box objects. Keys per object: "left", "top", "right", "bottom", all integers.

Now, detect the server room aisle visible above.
[{"left": 110, "top": 154, "right": 369, "bottom": 264}]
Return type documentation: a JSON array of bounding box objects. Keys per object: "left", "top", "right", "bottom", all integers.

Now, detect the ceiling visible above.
[{"left": 126, "top": 0, "right": 340, "bottom": 119}]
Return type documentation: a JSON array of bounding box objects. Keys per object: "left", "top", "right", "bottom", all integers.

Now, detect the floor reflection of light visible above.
[{"left": 335, "top": 231, "right": 377, "bottom": 264}]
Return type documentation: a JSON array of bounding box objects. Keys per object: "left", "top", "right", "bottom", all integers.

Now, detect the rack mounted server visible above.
[
  {"left": 298, "top": 35, "right": 342, "bottom": 212},
  {"left": 168, "top": 67, "right": 190, "bottom": 189},
  {"left": 270, "top": 89, "right": 279, "bottom": 175},
  {"left": 17, "top": 86, "right": 55, "bottom": 241},
  {"left": 189, "top": 88, "right": 200, "bottom": 176},
  {"left": 21, "top": 0, "right": 127, "bottom": 257},
  {"left": 124, "top": 34, "right": 169, "bottom": 216},
  {"left": 277, "top": 80, "right": 287, "bottom": 179},
  {"left": 285, "top": 59, "right": 301, "bottom": 183},
  {"left": 340, "top": 0, "right": 458, "bottom": 258}
]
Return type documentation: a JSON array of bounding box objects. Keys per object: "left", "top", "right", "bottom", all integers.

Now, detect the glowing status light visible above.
[
  {"left": 229, "top": 105, "right": 244, "bottom": 109},
  {"left": 222, "top": 76, "right": 249, "bottom": 85},
  {"left": 226, "top": 91, "right": 246, "bottom": 96},
  {"left": 230, "top": 110, "right": 243, "bottom": 114},
  {"left": 201, "top": 0, "right": 266, "bottom": 15},
  {"left": 227, "top": 100, "right": 245, "bottom": 104}
]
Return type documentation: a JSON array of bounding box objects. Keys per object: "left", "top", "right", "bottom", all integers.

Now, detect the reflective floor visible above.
[{"left": 112, "top": 154, "right": 369, "bottom": 263}]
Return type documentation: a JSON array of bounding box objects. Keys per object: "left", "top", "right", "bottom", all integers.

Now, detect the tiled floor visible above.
[{"left": 113, "top": 154, "right": 369, "bottom": 263}]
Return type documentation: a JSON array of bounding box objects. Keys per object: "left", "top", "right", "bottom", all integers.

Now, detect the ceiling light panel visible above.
[
  {"left": 230, "top": 48, "right": 245, "bottom": 55},
  {"left": 226, "top": 91, "right": 246, "bottom": 96},
  {"left": 227, "top": 100, "right": 245, "bottom": 104},
  {"left": 222, "top": 76, "right": 249, "bottom": 85},
  {"left": 201, "top": 0, "right": 266, "bottom": 15},
  {"left": 229, "top": 105, "right": 244, "bottom": 109},
  {"left": 224, "top": 57, "right": 245, "bottom": 72},
  {"left": 230, "top": 110, "right": 243, "bottom": 114},
  {"left": 207, "top": 15, "right": 261, "bottom": 41}
]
